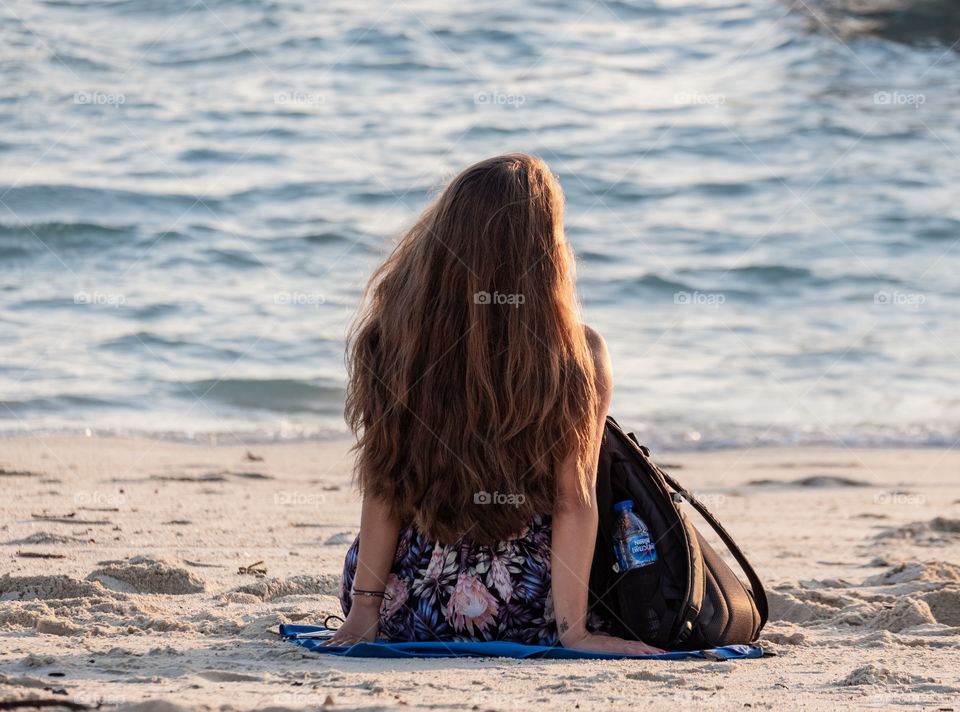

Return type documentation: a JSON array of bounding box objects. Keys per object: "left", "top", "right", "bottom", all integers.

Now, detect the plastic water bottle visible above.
[{"left": 612, "top": 499, "right": 658, "bottom": 572}]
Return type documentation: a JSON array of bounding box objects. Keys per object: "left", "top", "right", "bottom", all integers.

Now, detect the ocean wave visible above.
[
  {"left": 174, "top": 378, "right": 345, "bottom": 415},
  {"left": 197, "top": 247, "right": 266, "bottom": 269},
  {"left": 99, "top": 331, "right": 190, "bottom": 350},
  {"left": 146, "top": 48, "right": 261, "bottom": 68},
  {"left": 914, "top": 217, "right": 960, "bottom": 241},
  {"left": 0, "top": 185, "right": 214, "bottom": 219},
  {"left": 41, "top": 0, "right": 275, "bottom": 16},
  {"left": 0, "top": 221, "right": 136, "bottom": 259},
  {"left": 0, "top": 394, "right": 129, "bottom": 414},
  {"left": 49, "top": 51, "right": 113, "bottom": 72},
  {"left": 713, "top": 264, "right": 815, "bottom": 282},
  {"left": 797, "top": 0, "right": 960, "bottom": 45},
  {"left": 0, "top": 244, "right": 31, "bottom": 261},
  {"left": 591, "top": 274, "right": 695, "bottom": 298},
  {"left": 177, "top": 148, "right": 280, "bottom": 164}
]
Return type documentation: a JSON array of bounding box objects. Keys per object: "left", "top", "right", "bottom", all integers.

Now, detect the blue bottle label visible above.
[
  {"left": 614, "top": 518, "right": 658, "bottom": 571},
  {"left": 626, "top": 533, "right": 658, "bottom": 567}
]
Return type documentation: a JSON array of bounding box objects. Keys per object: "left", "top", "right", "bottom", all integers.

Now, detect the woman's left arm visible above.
[{"left": 550, "top": 329, "right": 664, "bottom": 655}]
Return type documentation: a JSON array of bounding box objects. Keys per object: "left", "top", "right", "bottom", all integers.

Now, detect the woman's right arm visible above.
[{"left": 321, "top": 492, "right": 400, "bottom": 646}]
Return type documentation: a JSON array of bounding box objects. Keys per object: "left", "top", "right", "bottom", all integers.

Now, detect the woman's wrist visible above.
[
  {"left": 350, "top": 593, "right": 384, "bottom": 611},
  {"left": 556, "top": 615, "right": 587, "bottom": 646}
]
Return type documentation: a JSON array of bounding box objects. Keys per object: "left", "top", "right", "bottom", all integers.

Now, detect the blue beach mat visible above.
[{"left": 279, "top": 625, "right": 764, "bottom": 660}]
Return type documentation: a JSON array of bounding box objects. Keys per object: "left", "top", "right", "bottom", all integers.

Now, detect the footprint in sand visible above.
[
  {"left": 867, "top": 597, "right": 938, "bottom": 632},
  {"left": 228, "top": 574, "right": 339, "bottom": 602},
  {"left": 87, "top": 557, "right": 205, "bottom": 595},
  {"left": 0, "top": 574, "right": 122, "bottom": 602},
  {"left": 841, "top": 663, "right": 934, "bottom": 687},
  {"left": 919, "top": 588, "right": 960, "bottom": 627},
  {"left": 5, "top": 531, "right": 87, "bottom": 545},
  {"left": 761, "top": 629, "right": 808, "bottom": 646},
  {"left": 769, "top": 561, "right": 960, "bottom": 633},
  {"left": 875, "top": 517, "right": 960, "bottom": 547},
  {"left": 864, "top": 560, "right": 960, "bottom": 586},
  {"left": 197, "top": 670, "right": 265, "bottom": 682},
  {"left": 767, "top": 589, "right": 847, "bottom": 625},
  {"left": 746, "top": 475, "right": 871, "bottom": 488},
  {"left": 323, "top": 531, "right": 356, "bottom": 546}
]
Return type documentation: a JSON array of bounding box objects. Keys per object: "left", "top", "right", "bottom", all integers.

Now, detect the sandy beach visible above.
[{"left": 1, "top": 436, "right": 958, "bottom": 710}]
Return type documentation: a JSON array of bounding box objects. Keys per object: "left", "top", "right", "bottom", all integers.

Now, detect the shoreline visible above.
[
  {"left": 3, "top": 428, "right": 958, "bottom": 453},
  {"left": 1, "top": 435, "right": 958, "bottom": 710}
]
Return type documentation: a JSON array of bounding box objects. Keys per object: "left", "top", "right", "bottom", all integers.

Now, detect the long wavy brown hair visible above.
[{"left": 345, "top": 153, "right": 598, "bottom": 545}]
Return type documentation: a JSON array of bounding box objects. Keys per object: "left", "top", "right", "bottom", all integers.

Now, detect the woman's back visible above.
[{"left": 345, "top": 153, "right": 600, "bottom": 546}]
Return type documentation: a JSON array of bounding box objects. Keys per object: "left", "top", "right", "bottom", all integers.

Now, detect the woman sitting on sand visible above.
[{"left": 325, "top": 154, "right": 662, "bottom": 654}]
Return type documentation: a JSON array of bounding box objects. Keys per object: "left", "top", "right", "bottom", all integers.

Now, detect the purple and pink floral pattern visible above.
[{"left": 340, "top": 515, "right": 605, "bottom": 645}]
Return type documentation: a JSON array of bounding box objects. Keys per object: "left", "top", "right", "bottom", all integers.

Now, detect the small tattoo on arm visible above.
[{"left": 558, "top": 618, "right": 570, "bottom": 634}]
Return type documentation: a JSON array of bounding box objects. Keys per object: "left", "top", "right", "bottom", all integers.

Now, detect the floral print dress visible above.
[{"left": 340, "top": 515, "right": 609, "bottom": 645}]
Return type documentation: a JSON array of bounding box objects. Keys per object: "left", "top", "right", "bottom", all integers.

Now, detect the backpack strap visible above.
[{"left": 655, "top": 468, "right": 769, "bottom": 627}]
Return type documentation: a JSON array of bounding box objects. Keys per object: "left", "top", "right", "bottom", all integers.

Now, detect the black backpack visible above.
[{"left": 588, "top": 417, "right": 769, "bottom": 650}]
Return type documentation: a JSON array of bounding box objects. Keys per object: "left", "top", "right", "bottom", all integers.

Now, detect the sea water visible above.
[{"left": 1, "top": 0, "right": 958, "bottom": 448}]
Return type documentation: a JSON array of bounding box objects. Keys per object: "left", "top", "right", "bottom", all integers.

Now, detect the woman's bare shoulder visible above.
[
  {"left": 583, "top": 324, "right": 612, "bottom": 399},
  {"left": 583, "top": 324, "right": 606, "bottom": 354}
]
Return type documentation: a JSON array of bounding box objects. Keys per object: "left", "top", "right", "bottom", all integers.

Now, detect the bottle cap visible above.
[{"left": 613, "top": 499, "right": 634, "bottom": 513}]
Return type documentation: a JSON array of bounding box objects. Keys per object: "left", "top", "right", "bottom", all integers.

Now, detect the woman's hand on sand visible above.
[
  {"left": 319, "top": 605, "right": 380, "bottom": 647},
  {"left": 562, "top": 630, "right": 666, "bottom": 656}
]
